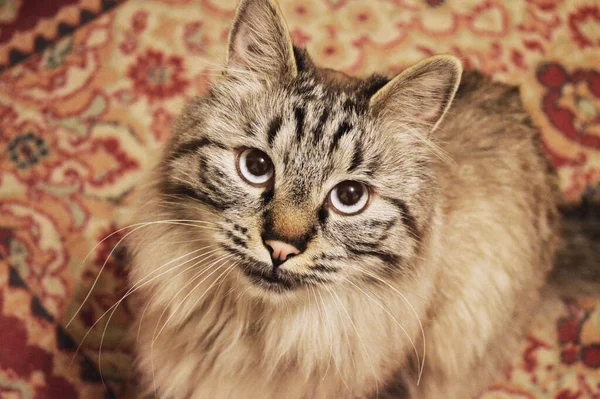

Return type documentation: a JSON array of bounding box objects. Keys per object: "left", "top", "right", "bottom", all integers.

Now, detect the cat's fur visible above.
[{"left": 127, "top": 0, "right": 597, "bottom": 398}]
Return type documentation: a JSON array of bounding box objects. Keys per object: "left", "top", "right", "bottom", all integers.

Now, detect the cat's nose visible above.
[{"left": 264, "top": 240, "right": 300, "bottom": 266}]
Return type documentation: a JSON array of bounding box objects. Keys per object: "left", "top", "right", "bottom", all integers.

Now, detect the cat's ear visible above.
[
  {"left": 226, "top": 0, "right": 297, "bottom": 80},
  {"left": 369, "top": 55, "right": 462, "bottom": 133}
]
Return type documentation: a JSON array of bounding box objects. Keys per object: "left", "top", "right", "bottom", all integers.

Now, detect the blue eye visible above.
[{"left": 237, "top": 148, "right": 274, "bottom": 186}]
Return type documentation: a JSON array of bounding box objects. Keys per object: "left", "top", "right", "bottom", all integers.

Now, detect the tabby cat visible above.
[{"left": 127, "top": 0, "right": 599, "bottom": 397}]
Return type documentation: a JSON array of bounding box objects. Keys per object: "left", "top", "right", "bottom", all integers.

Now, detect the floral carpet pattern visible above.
[
  {"left": 0, "top": 0, "right": 123, "bottom": 71},
  {"left": 0, "top": 0, "right": 599, "bottom": 397}
]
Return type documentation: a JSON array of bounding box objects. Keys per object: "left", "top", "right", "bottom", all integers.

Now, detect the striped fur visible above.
[{"left": 128, "top": 0, "right": 565, "bottom": 398}]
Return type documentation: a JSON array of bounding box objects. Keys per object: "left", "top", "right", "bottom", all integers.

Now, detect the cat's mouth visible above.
[{"left": 241, "top": 265, "right": 297, "bottom": 292}]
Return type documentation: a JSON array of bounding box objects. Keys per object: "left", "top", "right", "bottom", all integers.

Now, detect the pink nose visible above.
[{"left": 264, "top": 240, "right": 300, "bottom": 264}]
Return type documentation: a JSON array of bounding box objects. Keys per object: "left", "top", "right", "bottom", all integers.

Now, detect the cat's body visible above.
[{"left": 127, "top": 1, "right": 594, "bottom": 398}]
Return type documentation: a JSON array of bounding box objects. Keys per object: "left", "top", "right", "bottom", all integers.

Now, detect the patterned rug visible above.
[
  {"left": 0, "top": 0, "right": 123, "bottom": 71},
  {"left": 0, "top": 0, "right": 599, "bottom": 397}
]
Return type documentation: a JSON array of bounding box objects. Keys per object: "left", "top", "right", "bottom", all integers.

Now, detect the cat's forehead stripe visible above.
[
  {"left": 266, "top": 116, "right": 282, "bottom": 147},
  {"left": 313, "top": 108, "right": 329, "bottom": 142},
  {"left": 343, "top": 98, "right": 357, "bottom": 113},
  {"left": 348, "top": 141, "right": 363, "bottom": 173},
  {"left": 328, "top": 121, "right": 353, "bottom": 156},
  {"left": 293, "top": 107, "right": 305, "bottom": 143}
]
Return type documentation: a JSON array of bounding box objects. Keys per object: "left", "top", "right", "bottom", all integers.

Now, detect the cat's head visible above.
[{"left": 153, "top": 0, "right": 462, "bottom": 300}]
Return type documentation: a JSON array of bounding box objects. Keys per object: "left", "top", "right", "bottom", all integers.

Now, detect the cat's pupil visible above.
[
  {"left": 337, "top": 181, "right": 364, "bottom": 206},
  {"left": 246, "top": 149, "right": 271, "bottom": 176}
]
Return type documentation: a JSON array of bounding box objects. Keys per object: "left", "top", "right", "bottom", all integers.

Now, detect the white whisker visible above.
[
  {"left": 149, "top": 251, "right": 228, "bottom": 340},
  {"left": 326, "top": 286, "right": 379, "bottom": 398},
  {"left": 97, "top": 247, "right": 222, "bottom": 384},
  {"left": 360, "top": 269, "right": 426, "bottom": 384},
  {"left": 152, "top": 254, "right": 234, "bottom": 343},
  {"left": 72, "top": 246, "right": 219, "bottom": 363},
  {"left": 344, "top": 277, "right": 421, "bottom": 381},
  {"left": 67, "top": 220, "right": 219, "bottom": 328},
  {"left": 310, "top": 287, "right": 332, "bottom": 381},
  {"left": 180, "top": 260, "right": 239, "bottom": 323},
  {"left": 310, "top": 286, "right": 349, "bottom": 390}
]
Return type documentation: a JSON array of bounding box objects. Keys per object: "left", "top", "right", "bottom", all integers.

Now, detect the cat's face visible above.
[
  {"left": 153, "top": 0, "right": 461, "bottom": 300},
  {"left": 160, "top": 77, "right": 425, "bottom": 297}
]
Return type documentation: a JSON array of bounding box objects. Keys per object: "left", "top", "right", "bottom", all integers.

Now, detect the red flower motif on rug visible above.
[
  {"left": 537, "top": 62, "right": 600, "bottom": 150},
  {"left": 569, "top": 6, "right": 600, "bottom": 49},
  {"left": 127, "top": 49, "right": 189, "bottom": 102}
]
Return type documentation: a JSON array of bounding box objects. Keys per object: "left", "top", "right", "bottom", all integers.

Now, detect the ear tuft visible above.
[
  {"left": 227, "top": 0, "right": 297, "bottom": 80},
  {"left": 369, "top": 55, "right": 463, "bottom": 133}
]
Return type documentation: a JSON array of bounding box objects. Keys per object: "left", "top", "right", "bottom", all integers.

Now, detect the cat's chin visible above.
[
  {"left": 241, "top": 265, "right": 297, "bottom": 293},
  {"left": 239, "top": 280, "right": 302, "bottom": 304},
  {"left": 234, "top": 264, "right": 317, "bottom": 304}
]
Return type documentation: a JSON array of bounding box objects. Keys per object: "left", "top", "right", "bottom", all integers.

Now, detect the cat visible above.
[{"left": 126, "top": 0, "right": 599, "bottom": 397}]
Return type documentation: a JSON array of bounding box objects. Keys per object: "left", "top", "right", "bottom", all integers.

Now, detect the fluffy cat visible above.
[{"left": 127, "top": 0, "right": 599, "bottom": 397}]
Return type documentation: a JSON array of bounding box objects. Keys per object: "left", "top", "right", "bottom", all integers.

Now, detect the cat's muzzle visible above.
[{"left": 241, "top": 263, "right": 298, "bottom": 292}]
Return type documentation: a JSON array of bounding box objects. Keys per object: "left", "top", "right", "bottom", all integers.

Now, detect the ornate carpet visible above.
[
  {"left": 0, "top": 0, "right": 123, "bottom": 71},
  {"left": 0, "top": 0, "right": 599, "bottom": 397}
]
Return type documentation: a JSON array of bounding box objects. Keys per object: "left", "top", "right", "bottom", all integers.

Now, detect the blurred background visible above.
[{"left": 0, "top": 0, "right": 599, "bottom": 397}]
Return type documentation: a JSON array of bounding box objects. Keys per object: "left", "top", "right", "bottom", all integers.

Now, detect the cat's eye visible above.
[
  {"left": 328, "top": 181, "right": 370, "bottom": 215},
  {"left": 237, "top": 148, "right": 274, "bottom": 186}
]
